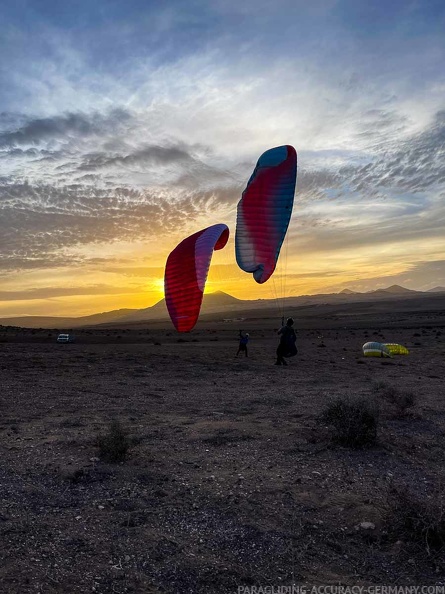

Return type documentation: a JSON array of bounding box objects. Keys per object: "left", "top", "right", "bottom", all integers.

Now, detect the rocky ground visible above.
[{"left": 1, "top": 309, "right": 444, "bottom": 593}]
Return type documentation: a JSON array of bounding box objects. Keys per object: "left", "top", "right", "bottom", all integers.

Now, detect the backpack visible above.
[{"left": 280, "top": 327, "right": 297, "bottom": 357}]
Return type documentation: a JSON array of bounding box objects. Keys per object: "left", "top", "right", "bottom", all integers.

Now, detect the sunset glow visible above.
[{"left": 1, "top": 1, "right": 445, "bottom": 318}]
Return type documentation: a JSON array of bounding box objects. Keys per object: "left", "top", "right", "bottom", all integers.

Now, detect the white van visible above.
[{"left": 57, "top": 334, "right": 74, "bottom": 343}]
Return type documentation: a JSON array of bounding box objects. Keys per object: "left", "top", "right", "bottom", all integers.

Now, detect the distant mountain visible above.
[
  {"left": 384, "top": 284, "right": 419, "bottom": 293},
  {"left": 0, "top": 308, "right": 138, "bottom": 330},
  {"left": 117, "top": 290, "right": 244, "bottom": 323},
  {"left": 370, "top": 285, "right": 418, "bottom": 295},
  {"left": 2, "top": 287, "right": 444, "bottom": 330}
]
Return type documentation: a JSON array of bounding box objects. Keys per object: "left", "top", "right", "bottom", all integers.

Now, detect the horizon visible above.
[
  {"left": 2, "top": 283, "right": 444, "bottom": 320},
  {"left": 1, "top": 1, "right": 445, "bottom": 317}
]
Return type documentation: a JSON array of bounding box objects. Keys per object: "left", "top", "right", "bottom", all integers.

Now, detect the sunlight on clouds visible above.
[
  {"left": 64, "top": 239, "right": 171, "bottom": 268},
  {"left": 1, "top": 1, "right": 445, "bottom": 317}
]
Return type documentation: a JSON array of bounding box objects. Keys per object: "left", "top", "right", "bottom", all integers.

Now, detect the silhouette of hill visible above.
[
  {"left": 118, "top": 291, "right": 243, "bottom": 323},
  {"left": 427, "top": 286, "right": 445, "bottom": 293},
  {"left": 0, "top": 309, "right": 137, "bottom": 330},
  {"left": 370, "top": 284, "right": 419, "bottom": 295},
  {"left": 1, "top": 286, "right": 443, "bottom": 329}
]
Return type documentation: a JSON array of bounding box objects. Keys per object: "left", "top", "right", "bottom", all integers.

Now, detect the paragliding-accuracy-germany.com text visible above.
[{"left": 236, "top": 584, "right": 445, "bottom": 594}]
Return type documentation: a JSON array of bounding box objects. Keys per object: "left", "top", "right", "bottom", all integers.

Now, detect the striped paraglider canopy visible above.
[
  {"left": 362, "top": 342, "right": 392, "bottom": 358},
  {"left": 164, "top": 224, "right": 229, "bottom": 332},
  {"left": 235, "top": 145, "right": 297, "bottom": 284}
]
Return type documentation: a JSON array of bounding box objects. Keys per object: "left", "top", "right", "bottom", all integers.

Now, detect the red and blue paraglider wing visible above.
[
  {"left": 164, "top": 223, "right": 229, "bottom": 332},
  {"left": 235, "top": 145, "right": 297, "bottom": 284}
]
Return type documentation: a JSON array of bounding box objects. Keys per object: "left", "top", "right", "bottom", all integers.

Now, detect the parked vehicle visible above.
[{"left": 57, "top": 333, "right": 74, "bottom": 343}]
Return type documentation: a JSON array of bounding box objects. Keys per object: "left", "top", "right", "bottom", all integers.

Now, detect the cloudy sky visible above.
[{"left": 1, "top": 0, "right": 445, "bottom": 317}]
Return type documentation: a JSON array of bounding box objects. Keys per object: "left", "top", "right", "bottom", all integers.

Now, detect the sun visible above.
[{"left": 150, "top": 277, "right": 165, "bottom": 296}]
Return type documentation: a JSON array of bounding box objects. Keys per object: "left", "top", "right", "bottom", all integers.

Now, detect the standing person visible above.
[
  {"left": 275, "top": 318, "right": 297, "bottom": 365},
  {"left": 236, "top": 330, "right": 249, "bottom": 357}
]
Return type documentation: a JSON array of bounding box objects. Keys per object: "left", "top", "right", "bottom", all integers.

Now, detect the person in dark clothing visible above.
[
  {"left": 275, "top": 317, "right": 297, "bottom": 365},
  {"left": 236, "top": 330, "right": 249, "bottom": 357}
]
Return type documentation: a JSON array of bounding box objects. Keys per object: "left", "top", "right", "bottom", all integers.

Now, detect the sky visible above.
[{"left": 1, "top": 0, "right": 445, "bottom": 317}]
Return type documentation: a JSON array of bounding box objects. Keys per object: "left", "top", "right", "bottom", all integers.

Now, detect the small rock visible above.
[{"left": 357, "top": 521, "right": 375, "bottom": 530}]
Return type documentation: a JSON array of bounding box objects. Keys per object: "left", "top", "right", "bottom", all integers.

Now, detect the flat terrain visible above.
[{"left": 1, "top": 305, "right": 445, "bottom": 593}]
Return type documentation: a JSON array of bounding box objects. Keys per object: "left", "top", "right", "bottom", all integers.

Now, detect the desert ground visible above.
[{"left": 1, "top": 300, "right": 445, "bottom": 593}]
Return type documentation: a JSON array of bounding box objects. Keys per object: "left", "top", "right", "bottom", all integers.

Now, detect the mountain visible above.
[
  {"left": 371, "top": 285, "right": 419, "bottom": 294},
  {"left": 384, "top": 284, "right": 419, "bottom": 293},
  {"left": 117, "top": 291, "right": 244, "bottom": 323},
  {"left": 0, "top": 308, "right": 138, "bottom": 330},
  {"left": 1, "top": 286, "right": 443, "bottom": 330}
]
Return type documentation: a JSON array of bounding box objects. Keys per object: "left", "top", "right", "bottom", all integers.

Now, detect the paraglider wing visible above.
[
  {"left": 383, "top": 343, "right": 409, "bottom": 355},
  {"left": 164, "top": 224, "right": 229, "bottom": 332},
  {"left": 362, "top": 342, "right": 392, "bottom": 358},
  {"left": 235, "top": 145, "right": 297, "bottom": 284}
]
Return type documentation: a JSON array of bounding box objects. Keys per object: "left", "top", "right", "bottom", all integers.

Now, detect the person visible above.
[
  {"left": 236, "top": 330, "right": 249, "bottom": 357},
  {"left": 275, "top": 317, "right": 297, "bottom": 365}
]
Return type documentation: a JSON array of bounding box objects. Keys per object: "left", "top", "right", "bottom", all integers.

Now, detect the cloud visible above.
[
  {"left": 0, "top": 180, "right": 240, "bottom": 272},
  {"left": 102, "top": 265, "right": 165, "bottom": 278},
  {"left": 0, "top": 0, "right": 444, "bottom": 313},
  {"left": 0, "top": 109, "right": 131, "bottom": 148},
  {"left": 1, "top": 106, "right": 444, "bottom": 275},
  {"left": 0, "top": 284, "right": 144, "bottom": 301},
  {"left": 77, "top": 145, "right": 193, "bottom": 171},
  {"left": 282, "top": 108, "right": 445, "bottom": 255},
  {"left": 294, "top": 196, "right": 445, "bottom": 254},
  {"left": 295, "top": 168, "right": 341, "bottom": 203},
  {"left": 327, "top": 259, "right": 445, "bottom": 293},
  {"left": 343, "top": 109, "right": 445, "bottom": 195}
]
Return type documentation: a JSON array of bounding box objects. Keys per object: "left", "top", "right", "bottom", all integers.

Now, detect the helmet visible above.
[
  {"left": 245, "top": 333, "right": 250, "bottom": 337},
  {"left": 286, "top": 317, "right": 294, "bottom": 326}
]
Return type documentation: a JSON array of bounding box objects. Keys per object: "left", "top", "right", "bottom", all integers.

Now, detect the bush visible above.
[
  {"left": 320, "top": 396, "right": 379, "bottom": 448},
  {"left": 388, "top": 486, "right": 445, "bottom": 553},
  {"left": 97, "top": 419, "right": 130, "bottom": 463},
  {"left": 373, "top": 381, "right": 416, "bottom": 415},
  {"left": 389, "top": 388, "right": 415, "bottom": 415}
]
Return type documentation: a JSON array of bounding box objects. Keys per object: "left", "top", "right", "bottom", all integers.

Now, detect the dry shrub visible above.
[
  {"left": 97, "top": 419, "right": 130, "bottom": 463},
  {"left": 374, "top": 381, "right": 416, "bottom": 415},
  {"left": 320, "top": 396, "right": 379, "bottom": 448},
  {"left": 388, "top": 486, "right": 445, "bottom": 553}
]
